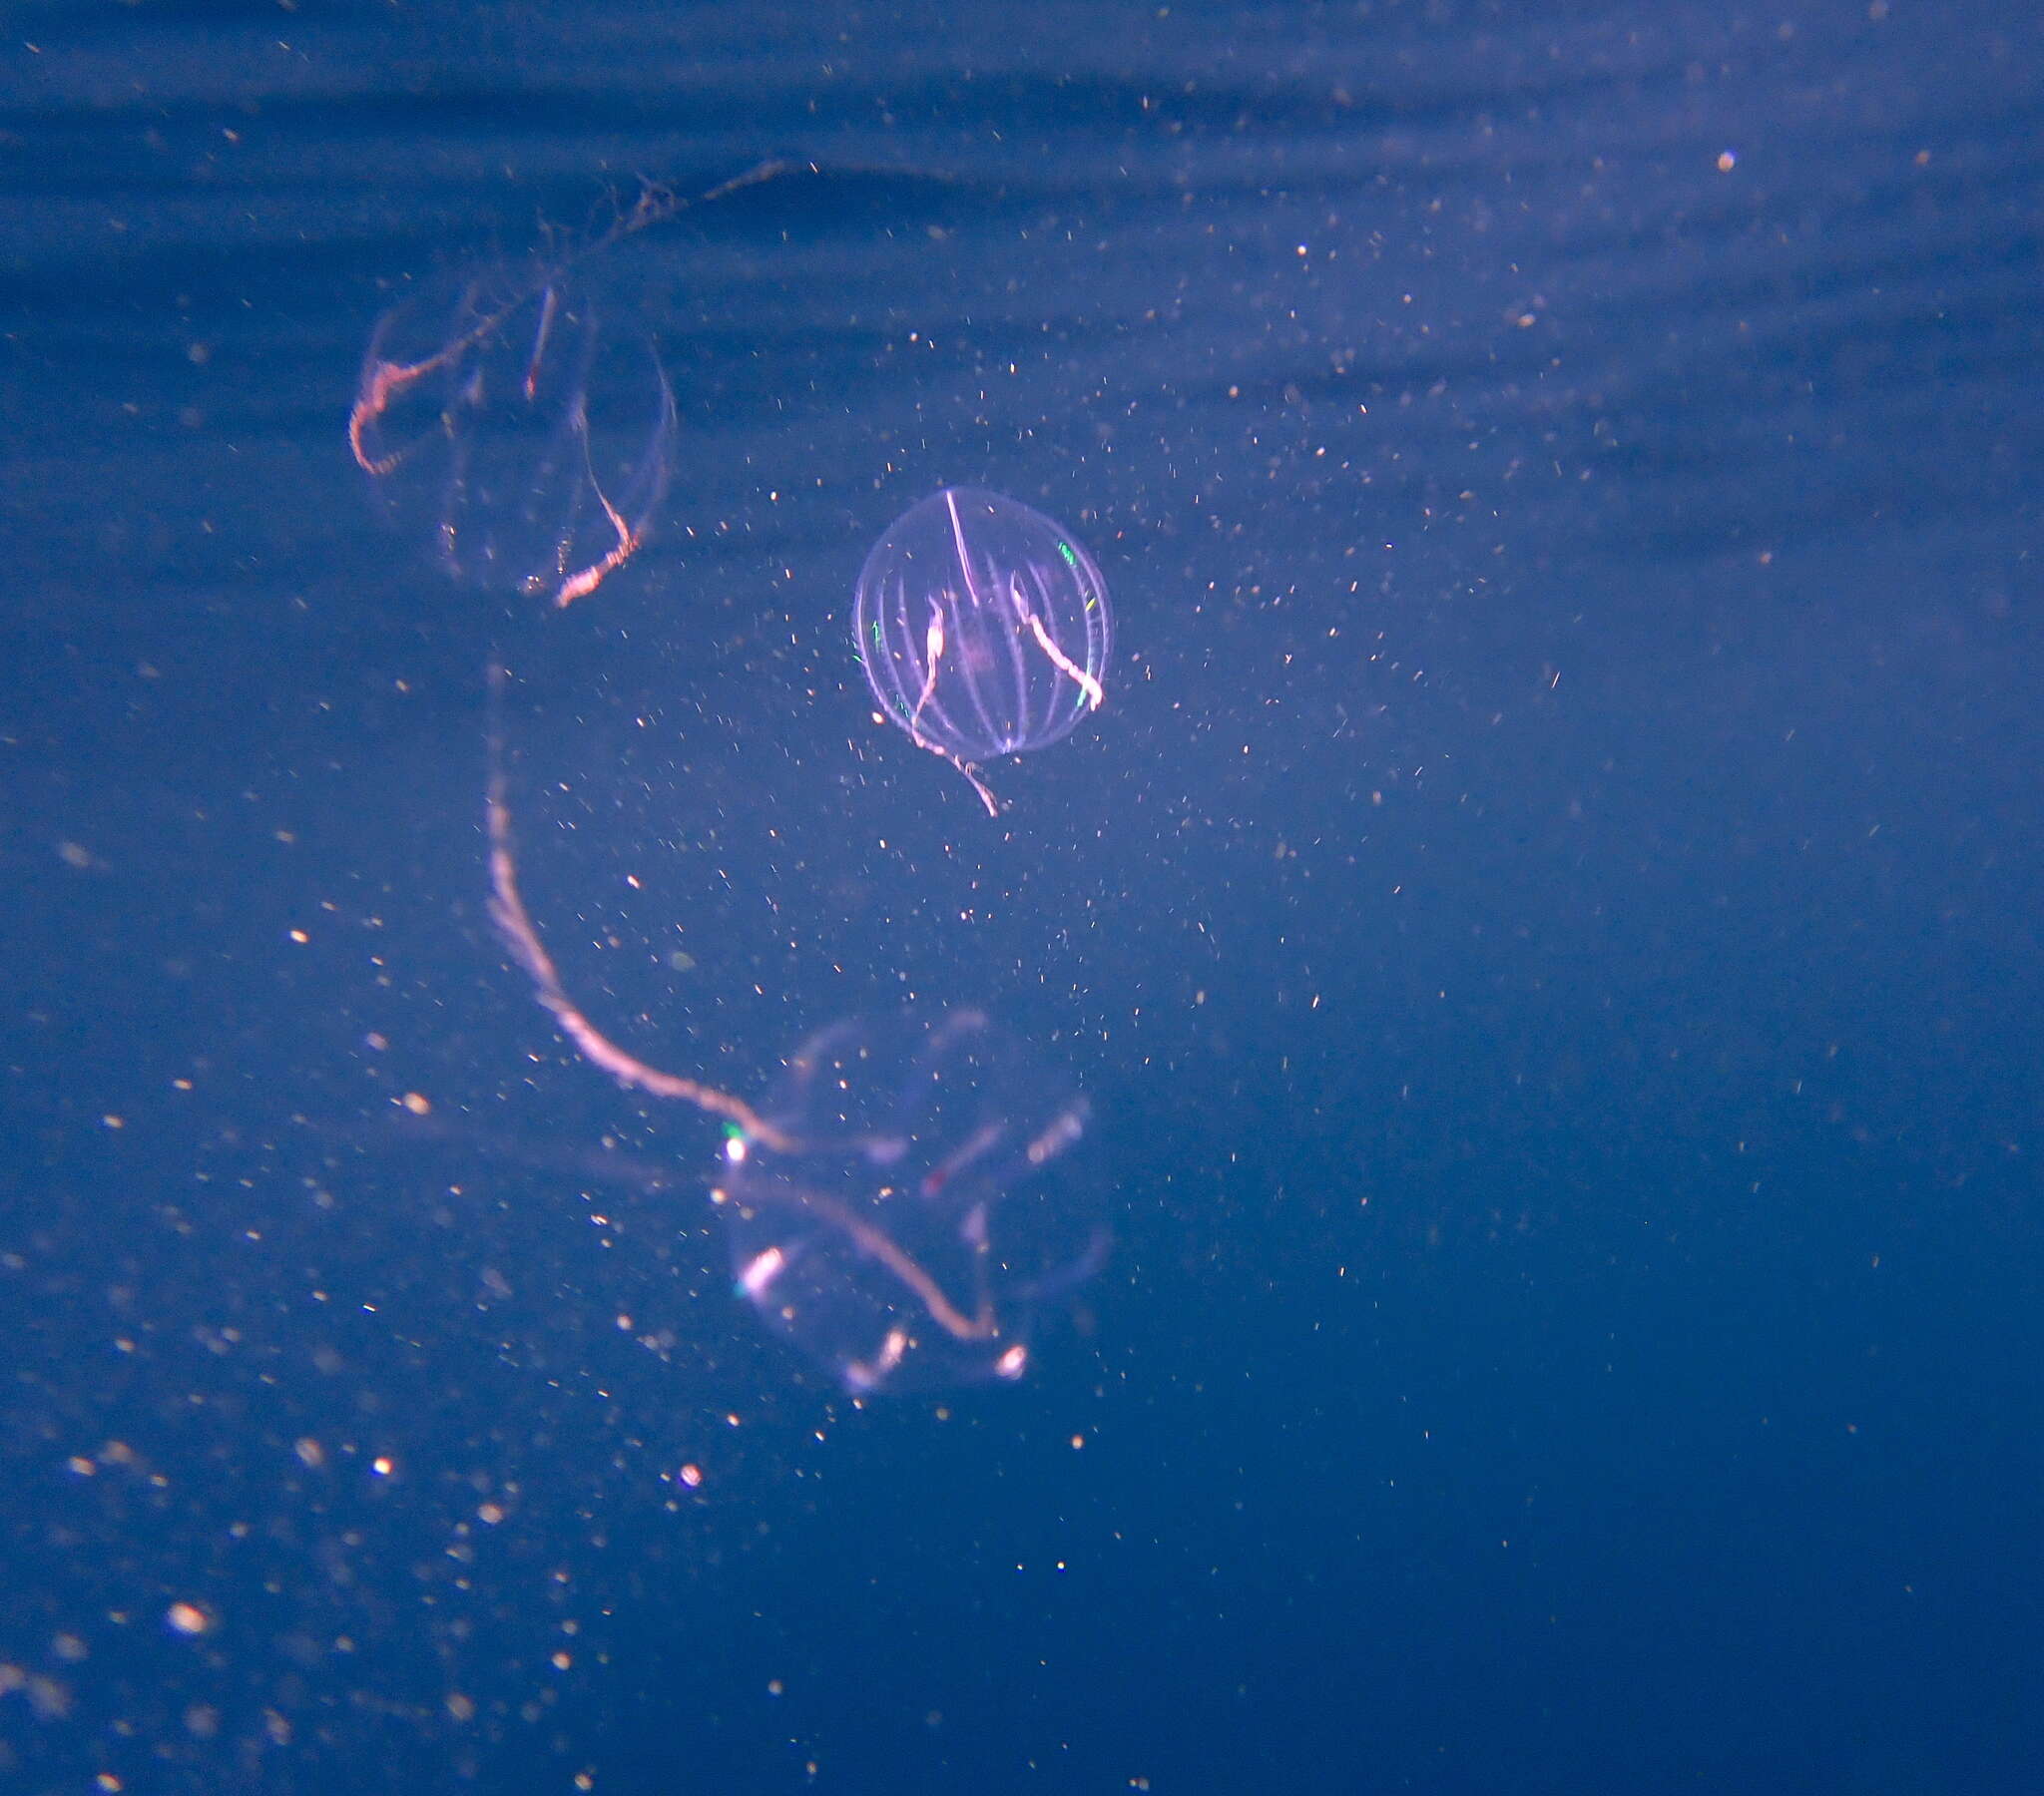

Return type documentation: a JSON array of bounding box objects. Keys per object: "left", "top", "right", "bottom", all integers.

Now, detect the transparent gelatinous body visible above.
[
  {"left": 484, "top": 702, "right": 1107, "bottom": 1393},
  {"left": 853, "top": 488, "right": 1112, "bottom": 809},
  {"left": 716, "top": 1009, "right": 1105, "bottom": 1393},
  {"left": 348, "top": 161, "right": 792, "bottom": 608},
  {"left": 352, "top": 266, "right": 674, "bottom": 606}
]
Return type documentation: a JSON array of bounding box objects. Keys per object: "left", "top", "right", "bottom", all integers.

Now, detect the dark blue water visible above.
[{"left": 4, "top": 2, "right": 2040, "bottom": 1790}]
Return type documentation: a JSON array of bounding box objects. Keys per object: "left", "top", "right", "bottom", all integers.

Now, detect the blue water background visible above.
[{"left": 3, "top": 1, "right": 2040, "bottom": 1790}]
